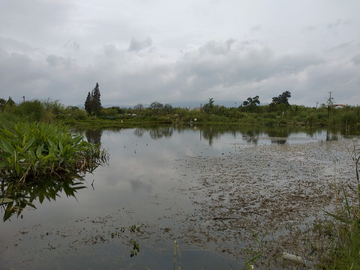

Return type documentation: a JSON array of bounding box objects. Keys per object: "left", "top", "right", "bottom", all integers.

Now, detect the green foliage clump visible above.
[{"left": 0, "top": 122, "right": 107, "bottom": 182}]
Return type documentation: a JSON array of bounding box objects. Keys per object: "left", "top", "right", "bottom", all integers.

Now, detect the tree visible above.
[
  {"left": 0, "top": 98, "right": 6, "bottom": 111},
  {"left": 163, "top": 103, "right": 173, "bottom": 115},
  {"left": 272, "top": 91, "right": 291, "bottom": 106},
  {"left": 91, "top": 83, "right": 102, "bottom": 116},
  {"left": 243, "top": 95, "right": 260, "bottom": 112},
  {"left": 150, "top": 101, "right": 163, "bottom": 116},
  {"left": 6, "top": 97, "right": 15, "bottom": 107},
  {"left": 84, "top": 92, "right": 92, "bottom": 115},
  {"left": 134, "top": 103, "right": 144, "bottom": 112},
  {"left": 203, "top": 98, "right": 215, "bottom": 114},
  {"left": 84, "top": 83, "right": 102, "bottom": 116}
]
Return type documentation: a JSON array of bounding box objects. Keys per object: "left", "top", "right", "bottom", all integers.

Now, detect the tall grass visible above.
[{"left": 315, "top": 140, "right": 360, "bottom": 269}]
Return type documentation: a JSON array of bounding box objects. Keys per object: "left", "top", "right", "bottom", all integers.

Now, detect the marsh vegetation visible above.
[{"left": 1, "top": 97, "right": 360, "bottom": 131}]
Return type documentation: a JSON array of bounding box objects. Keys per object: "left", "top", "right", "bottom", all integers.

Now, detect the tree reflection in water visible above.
[
  {"left": 85, "top": 129, "right": 103, "bottom": 145},
  {"left": 131, "top": 125, "right": 344, "bottom": 146},
  {"left": 0, "top": 175, "right": 86, "bottom": 222}
]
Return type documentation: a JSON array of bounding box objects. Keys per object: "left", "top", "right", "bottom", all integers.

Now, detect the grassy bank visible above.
[{"left": 1, "top": 98, "right": 360, "bottom": 130}]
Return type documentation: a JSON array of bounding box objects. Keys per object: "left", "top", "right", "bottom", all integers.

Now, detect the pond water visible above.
[{"left": 1, "top": 125, "right": 359, "bottom": 269}]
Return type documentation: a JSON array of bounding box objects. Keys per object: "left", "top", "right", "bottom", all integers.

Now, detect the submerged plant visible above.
[{"left": 0, "top": 122, "right": 108, "bottom": 182}]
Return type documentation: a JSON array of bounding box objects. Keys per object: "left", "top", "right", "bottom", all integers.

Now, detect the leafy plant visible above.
[{"left": 0, "top": 122, "right": 108, "bottom": 182}]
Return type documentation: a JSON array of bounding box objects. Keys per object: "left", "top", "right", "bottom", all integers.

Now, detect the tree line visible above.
[{"left": 0, "top": 82, "right": 359, "bottom": 130}]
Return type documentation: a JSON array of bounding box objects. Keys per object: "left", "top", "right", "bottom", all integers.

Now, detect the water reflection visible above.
[
  {"left": 85, "top": 129, "right": 103, "bottom": 145},
  {"left": 0, "top": 176, "right": 86, "bottom": 221},
  {"left": 326, "top": 130, "right": 339, "bottom": 141},
  {"left": 132, "top": 125, "right": 343, "bottom": 146},
  {"left": 242, "top": 130, "right": 260, "bottom": 145},
  {"left": 129, "top": 178, "right": 153, "bottom": 194},
  {"left": 149, "top": 126, "right": 173, "bottom": 139},
  {"left": 134, "top": 127, "right": 146, "bottom": 137}
]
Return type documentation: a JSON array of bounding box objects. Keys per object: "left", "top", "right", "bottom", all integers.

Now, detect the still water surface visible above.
[{"left": 0, "top": 125, "right": 355, "bottom": 269}]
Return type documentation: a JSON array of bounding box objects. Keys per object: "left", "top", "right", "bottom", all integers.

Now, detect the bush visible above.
[{"left": 18, "top": 100, "right": 45, "bottom": 122}]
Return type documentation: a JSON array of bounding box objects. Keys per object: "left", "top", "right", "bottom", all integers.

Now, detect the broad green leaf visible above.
[
  {"left": 28, "top": 149, "right": 36, "bottom": 160},
  {"left": 23, "top": 137, "right": 35, "bottom": 152},
  {"left": 1, "top": 138, "right": 15, "bottom": 155},
  {"left": 0, "top": 161, "right": 9, "bottom": 167},
  {"left": 36, "top": 145, "right": 43, "bottom": 157},
  {"left": 0, "top": 198, "right": 14, "bottom": 205}
]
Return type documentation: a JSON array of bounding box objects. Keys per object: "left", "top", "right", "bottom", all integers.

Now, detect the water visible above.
[{"left": 0, "top": 125, "right": 357, "bottom": 269}]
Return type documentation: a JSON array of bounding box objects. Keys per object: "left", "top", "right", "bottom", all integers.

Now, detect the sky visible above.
[{"left": 1, "top": 0, "right": 360, "bottom": 108}]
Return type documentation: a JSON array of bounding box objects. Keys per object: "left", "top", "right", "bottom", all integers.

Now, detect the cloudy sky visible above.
[{"left": 1, "top": 0, "right": 360, "bottom": 108}]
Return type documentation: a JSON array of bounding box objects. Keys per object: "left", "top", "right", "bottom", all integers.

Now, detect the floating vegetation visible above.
[
  {"left": 130, "top": 224, "right": 141, "bottom": 233},
  {"left": 131, "top": 240, "right": 140, "bottom": 257},
  {"left": 0, "top": 122, "right": 108, "bottom": 183}
]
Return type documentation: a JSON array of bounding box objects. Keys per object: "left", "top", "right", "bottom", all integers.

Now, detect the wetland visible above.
[{"left": 0, "top": 125, "right": 358, "bottom": 269}]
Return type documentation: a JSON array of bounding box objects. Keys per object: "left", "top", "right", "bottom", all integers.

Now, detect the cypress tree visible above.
[
  {"left": 85, "top": 92, "right": 92, "bottom": 115},
  {"left": 84, "top": 83, "right": 102, "bottom": 116},
  {"left": 92, "top": 83, "right": 102, "bottom": 116}
]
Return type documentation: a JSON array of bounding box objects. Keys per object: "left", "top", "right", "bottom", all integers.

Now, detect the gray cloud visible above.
[
  {"left": 303, "top": 25, "right": 317, "bottom": 33},
  {"left": 351, "top": 53, "right": 360, "bottom": 65},
  {"left": 1, "top": 36, "right": 359, "bottom": 107},
  {"left": 46, "top": 55, "right": 75, "bottom": 68},
  {"left": 64, "top": 41, "right": 80, "bottom": 52},
  {"left": 103, "top": 44, "right": 118, "bottom": 57},
  {"left": 251, "top": 25, "right": 262, "bottom": 32},
  {"left": 327, "top": 19, "right": 342, "bottom": 30},
  {"left": 0, "top": 0, "right": 359, "bottom": 107},
  {"left": 128, "top": 37, "right": 152, "bottom": 52}
]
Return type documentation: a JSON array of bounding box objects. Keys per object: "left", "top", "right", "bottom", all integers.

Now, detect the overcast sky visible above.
[{"left": 1, "top": 0, "right": 360, "bottom": 108}]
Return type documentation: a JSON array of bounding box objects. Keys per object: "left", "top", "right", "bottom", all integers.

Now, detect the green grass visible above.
[{"left": 312, "top": 140, "right": 360, "bottom": 269}]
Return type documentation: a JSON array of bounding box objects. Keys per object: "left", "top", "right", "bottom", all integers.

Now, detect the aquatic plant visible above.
[
  {"left": 316, "top": 140, "right": 360, "bottom": 268},
  {"left": 130, "top": 224, "right": 141, "bottom": 233},
  {"left": 0, "top": 122, "right": 108, "bottom": 182},
  {"left": 131, "top": 240, "right": 140, "bottom": 257}
]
